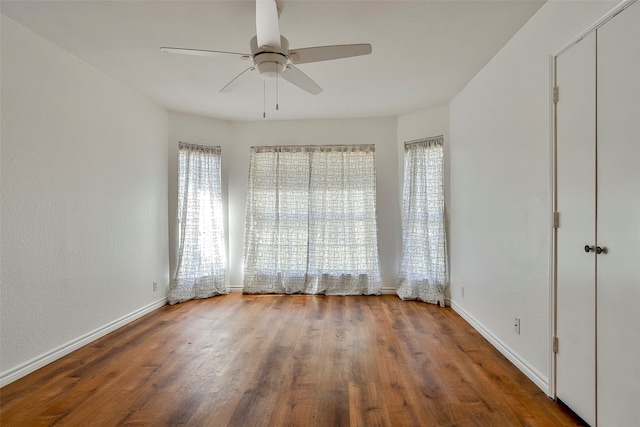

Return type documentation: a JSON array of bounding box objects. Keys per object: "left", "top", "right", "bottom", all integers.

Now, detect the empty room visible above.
[{"left": 1, "top": 1, "right": 638, "bottom": 426}]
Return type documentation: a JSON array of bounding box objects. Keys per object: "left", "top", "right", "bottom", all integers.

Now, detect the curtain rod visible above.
[
  {"left": 404, "top": 135, "right": 443, "bottom": 145},
  {"left": 249, "top": 144, "right": 375, "bottom": 150}
]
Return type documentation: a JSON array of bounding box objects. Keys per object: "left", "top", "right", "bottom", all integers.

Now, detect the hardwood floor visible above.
[{"left": 1, "top": 294, "right": 584, "bottom": 426}]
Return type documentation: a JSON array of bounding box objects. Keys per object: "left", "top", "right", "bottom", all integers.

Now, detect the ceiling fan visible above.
[{"left": 160, "top": 0, "right": 372, "bottom": 95}]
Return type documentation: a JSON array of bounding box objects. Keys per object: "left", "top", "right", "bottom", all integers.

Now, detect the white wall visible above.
[
  {"left": 448, "top": 1, "right": 618, "bottom": 392},
  {"left": 0, "top": 16, "right": 169, "bottom": 384},
  {"left": 168, "top": 116, "right": 400, "bottom": 290}
]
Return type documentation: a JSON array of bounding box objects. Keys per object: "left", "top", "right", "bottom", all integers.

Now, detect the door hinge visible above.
[
  {"left": 553, "top": 86, "right": 559, "bottom": 104},
  {"left": 553, "top": 336, "right": 559, "bottom": 353},
  {"left": 553, "top": 212, "right": 560, "bottom": 228}
]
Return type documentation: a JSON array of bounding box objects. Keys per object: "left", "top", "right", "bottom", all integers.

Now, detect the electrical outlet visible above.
[
  {"left": 514, "top": 317, "right": 520, "bottom": 335},
  {"left": 461, "top": 286, "right": 465, "bottom": 297},
  {"left": 153, "top": 281, "right": 158, "bottom": 292}
]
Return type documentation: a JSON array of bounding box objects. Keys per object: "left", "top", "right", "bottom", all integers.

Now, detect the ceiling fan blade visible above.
[
  {"left": 255, "top": 0, "right": 281, "bottom": 50},
  {"left": 220, "top": 67, "right": 255, "bottom": 93},
  {"left": 288, "top": 44, "right": 372, "bottom": 64},
  {"left": 161, "top": 47, "right": 250, "bottom": 60},
  {"left": 281, "top": 65, "right": 322, "bottom": 95}
]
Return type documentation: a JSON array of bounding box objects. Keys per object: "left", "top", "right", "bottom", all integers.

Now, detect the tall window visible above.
[
  {"left": 397, "top": 136, "right": 448, "bottom": 306},
  {"left": 243, "top": 145, "right": 382, "bottom": 295},
  {"left": 168, "top": 143, "right": 227, "bottom": 305}
]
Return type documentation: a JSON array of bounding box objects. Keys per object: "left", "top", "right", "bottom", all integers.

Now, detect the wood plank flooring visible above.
[{"left": 1, "top": 294, "right": 584, "bottom": 426}]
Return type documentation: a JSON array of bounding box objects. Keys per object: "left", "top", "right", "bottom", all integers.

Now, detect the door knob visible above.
[
  {"left": 596, "top": 246, "right": 607, "bottom": 254},
  {"left": 585, "top": 245, "right": 595, "bottom": 253}
]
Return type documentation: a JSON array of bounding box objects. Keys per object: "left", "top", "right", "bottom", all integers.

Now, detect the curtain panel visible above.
[
  {"left": 396, "top": 136, "right": 448, "bottom": 306},
  {"left": 168, "top": 143, "right": 227, "bottom": 305},
  {"left": 243, "top": 145, "right": 382, "bottom": 295}
]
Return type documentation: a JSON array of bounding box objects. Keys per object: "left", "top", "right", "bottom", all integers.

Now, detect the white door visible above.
[
  {"left": 596, "top": 2, "right": 640, "bottom": 426},
  {"left": 555, "top": 31, "right": 597, "bottom": 426}
]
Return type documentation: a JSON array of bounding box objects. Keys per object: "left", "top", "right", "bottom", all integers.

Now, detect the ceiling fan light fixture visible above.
[
  {"left": 254, "top": 52, "right": 287, "bottom": 79},
  {"left": 257, "top": 62, "right": 284, "bottom": 79}
]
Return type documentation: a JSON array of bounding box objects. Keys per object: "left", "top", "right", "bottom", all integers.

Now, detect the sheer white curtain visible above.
[
  {"left": 243, "top": 145, "right": 382, "bottom": 295},
  {"left": 168, "top": 143, "right": 227, "bottom": 305},
  {"left": 396, "top": 136, "right": 448, "bottom": 306}
]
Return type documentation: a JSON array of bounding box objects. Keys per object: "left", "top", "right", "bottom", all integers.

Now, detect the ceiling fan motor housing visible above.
[{"left": 250, "top": 35, "right": 289, "bottom": 79}]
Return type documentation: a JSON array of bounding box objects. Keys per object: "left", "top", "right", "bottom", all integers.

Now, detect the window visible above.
[
  {"left": 243, "top": 145, "right": 382, "bottom": 295},
  {"left": 168, "top": 143, "right": 227, "bottom": 304},
  {"left": 396, "top": 136, "right": 448, "bottom": 306}
]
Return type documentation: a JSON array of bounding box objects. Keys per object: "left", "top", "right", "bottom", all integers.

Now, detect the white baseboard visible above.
[
  {"left": 0, "top": 297, "right": 167, "bottom": 387},
  {"left": 450, "top": 300, "right": 550, "bottom": 395}
]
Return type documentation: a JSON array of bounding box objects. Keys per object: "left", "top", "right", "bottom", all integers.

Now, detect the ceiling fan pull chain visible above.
[
  {"left": 263, "top": 80, "right": 266, "bottom": 119},
  {"left": 276, "top": 74, "right": 279, "bottom": 111}
]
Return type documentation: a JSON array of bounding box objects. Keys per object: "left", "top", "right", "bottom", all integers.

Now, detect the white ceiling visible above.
[{"left": 1, "top": 1, "right": 544, "bottom": 121}]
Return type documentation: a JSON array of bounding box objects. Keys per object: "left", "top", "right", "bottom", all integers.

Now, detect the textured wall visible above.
[
  {"left": 1, "top": 16, "right": 169, "bottom": 376},
  {"left": 449, "top": 1, "right": 618, "bottom": 390}
]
